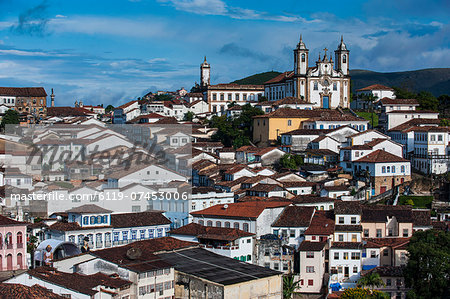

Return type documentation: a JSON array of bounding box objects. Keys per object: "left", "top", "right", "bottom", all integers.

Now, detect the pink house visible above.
[{"left": 0, "top": 215, "right": 27, "bottom": 271}]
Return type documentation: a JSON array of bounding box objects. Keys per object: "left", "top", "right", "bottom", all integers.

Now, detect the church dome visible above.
[
  {"left": 297, "top": 34, "right": 307, "bottom": 50},
  {"left": 337, "top": 35, "right": 348, "bottom": 51}
]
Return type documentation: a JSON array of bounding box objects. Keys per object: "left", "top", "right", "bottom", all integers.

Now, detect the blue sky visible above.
[{"left": 0, "top": 0, "right": 449, "bottom": 106}]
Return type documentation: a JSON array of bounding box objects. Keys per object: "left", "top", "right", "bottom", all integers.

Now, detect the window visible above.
[
  {"left": 306, "top": 266, "right": 314, "bottom": 273},
  {"left": 290, "top": 230, "right": 295, "bottom": 238},
  {"left": 243, "top": 223, "right": 249, "bottom": 232},
  {"left": 401, "top": 165, "right": 405, "bottom": 172},
  {"left": 351, "top": 252, "right": 360, "bottom": 260},
  {"left": 387, "top": 166, "right": 390, "bottom": 173},
  {"left": 207, "top": 221, "right": 212, "bottom": 227},
  {"left": 343, "top": 252, "right": 349, "bottom": 260},
  {"left": 306, "top": 252, "right": 314, "bottom": 258},
  {"left": 308, "top": 279, "right": 314, "bottom": 286},
  {"left": 212, "top": 93, "right": 217, "bottom": 101},
  {"left": 234, "top": 222, "right": 240, "bottom": 229},
  {"left": 338, "top": 234, "right": 344, "bottom": 242},
  {"left": 339, "top": 217, "right": 344, "bottom": 224},
  {"left": 216, "top": 221, "right": 221, "bottom": 227},
  {"left": 388, "top": 228, "right": 393, "bottom": 236},
  {"left": 351, "top": 217, "right": 356, "bottom": 224},
  {"left": 382, "top": 166, "right": 386, "bottom": 173},
  {"left": 301, "top": 54, "right": 305, "bottom": 62},
  {"left": 353, "top": 266, "right": 358, "bottom": 273},
  {"left": 287, "top": 120, "right": 292, "bottom": 126},
  {"left": 198, "top": 220, "right": 204, "bottom": 226},
  {"left": 273, "top": 263, "right": 279, "bottom": 270},
  {"left": 392, "top": 166, "right": 395, "bottom": 173},
  {"left": 352, "top": 234, "right": 358, "bottom": 242},
  {"left": 431, "top": 135, "right": 435, "bottom": 141},
  {"left": 334, "top": 252, "right": 339, "bottom": 260},
  {"left": 383, "top": 249, "right": 389, "bottom": 256},
  {"left": 220, "top": 94, "right": 224, "bottom": 101},
  {"left": 333, "top": 83, "right": 337, "bottom": 91},
  {"left": 364, "top": 229, "right": 369, "bottom": 237},
  {"left": 403, "top": 229, "right": 409, "bottom": 237},
  {"left": 264, "top": 263, "right": 270, "bottom": 268},
  {"left": 283, "top": 263, "right": 288, "bottom": 271},
  {"left": 224, "top": 222, "right": 230, "bottom": 228},
  {"left": 438, "top": 134, "right": 443, "bottom": 141},
  {"left": 313, "top": 82, "right": 318, "bottom": 90},
  {"left": 376, "top": 229, "right": 382, "bottom": 238},
  {"left": 386, "top": 279, "right": 391, "bottom": 286},
  {"left": 371, "top": 250, "right": 376, "bottom": 258}
]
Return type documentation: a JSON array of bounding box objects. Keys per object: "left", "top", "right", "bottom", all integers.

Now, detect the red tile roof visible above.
[
  {"left": 0, "top": 215, "right": 27, "bottom": 226},
  {"left": 354, "top": 149, "right": 408, "bottom": 163},
  {"left": 298, "top": 241, "right": 326, "bottom": 251},
  {"left": 170, "top": 223, "right": 254, "bottom": 241},
  {"left": 253, "top": 108, "right": 343, "bottom": 119},
  {"left": 304, "top": 210, "right": 335, "bottom": 235},
  {"left": 191, "top": 201, "right": 291, "bottom": 219},
  {"left": 111, "top": 211, "right": 171, "bottom": 228},
  {"left": 388, "top": 118, "right": 440, "bottom": 132},
  {"left": 356, "top": 84, "right": 393, "bottom": 91},
  {"left": 0, "top": 283, "right": 63, "bottom": 299},
  {"left": 65, "top": 204, "right": 112, "bottom": 214},
  {"left": 379, "top": 98, "right": 419, "bottom": 105},
  {"left": 272, "top": 206, "right": 315, "bottom": 227},
  {"left": 0, "top": 87, "right": 47, "bottom": 97},
  {"left": 47, "top": 107, "right": 93, "bottom": 117},
  {"left": 264, "top": 71, "right": 294, "bottom": 84},
  {"left": 272, "top": 97, "right": 310, "bottom": 106}
]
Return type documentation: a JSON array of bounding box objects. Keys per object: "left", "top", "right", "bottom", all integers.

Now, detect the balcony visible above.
[
  {"left": 7, "top": 244, "right": 13, "bottom": 249},
  {"left": 17, "top": 243, "right": 24, "bottom": 249}
]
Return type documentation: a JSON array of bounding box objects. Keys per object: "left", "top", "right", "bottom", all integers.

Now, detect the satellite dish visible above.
[{"left": 126, "top": 247, "right": 142, "bottom": 260}]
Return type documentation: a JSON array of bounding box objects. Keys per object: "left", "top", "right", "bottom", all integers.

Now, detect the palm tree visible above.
[
  {"left": 358, "top": 272, "right": 385, "bottom": 291},
  {"left": 283, "top": 274, "right": 301, "bottom": 299}
]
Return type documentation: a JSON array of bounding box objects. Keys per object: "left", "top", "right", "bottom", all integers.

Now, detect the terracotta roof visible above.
[
  {"left": 356, "top": 84, "right": 393, "bottom": 91},
  {"left": 322, "top": 185, "right": 350, "bottom": 192},
  {"left": 224, "top": 164, "right": 251, "bottom": 175},
  {"left": 282, "top": 181, "right": 316, "bottom": 188},
  {"left": 47, "top": 107, "right": 93, "bottom": 117},
  {"left": 111, "top": 211, "right": 171, "bottom": 228},
  {"left": 48, "top": 221, "right": 111, "bottom": 232},
  {"left": 331, "top": 242, "right": 362, "bottom": 249},
  {"left": 334, "top": 225, "right": 363, "bottom": 232},
  {"left": 380, "top": 98, "right": 419, "bottom": 105},
  {"left": 208, "top": 83, "right": 264, "bottom": 90},
  {"left": 27, "top": 267, "right": 131, "bottom": 296},
  {"left": 386, "top": 110, "right": 438, "bottom": 114},
  {"left": 364, "top": 237, "right": 410, "bottom": 249},
  {"left": 298, "top": 241, "right": 326, "bottom": 251},
  {"left": 272, "top": 97, "right": 310, "bottom": 106},
  {"left": 264, "top": 71, "right": 294, "bottom": 84},
  {"left": 0, "top": 283, "right": 63, "bottom": 299},
  {"left": 92, "top": 237, "right": 196, "bottom": 272},
  {"left": 405, "top": 126, "right": 450, "bottom": 133},
  {"left": 65, "top": 204, "right": 112, "bottom": 214},
  {"left": 304, "top": 210, "right": 335, "bottom": 235},
  {"left": 170, "top": 223, "right": 254, "bottom": 241},
  {"left": 305, "top": 148, "right": 338, "bottom": 156},
  {"left": 247, "top": 183, "right": 285, "bottom": 193},
  {"left": 362, "top": 205, "right": 413, "bottom": 223},
  {"left": 228, "top": 105, "right": 242, "bottom": 111},
  {"left": 354, "top": 149, "right": 408, "bottom": 163},
  {"left": 411, "top": 209, "right": 432, "bottom": 226},
  {"left": 291, "top": 195, "right": 336, "bottom": 204},
  {"left": 272, "top": 206, "right": 315, "bottom": 227},
  {"left": 335, "top": 201, "right": 362, "bottom": 215},
  {"left": 388, "top": 118, "right": 441, "bottom": 132},
  {"left": 190, "top": 201, "right": 291, "bottom": 219},
  {"left": 0, "top": 215, "right": 27, "bottom": 226},
  {"left": 116, "top": 100, "right": 138, "bottom": 109},
  {"left": 254, "top": 108, "right": 343, "bottom": 119},
  {"left": 0, "top": 87, "right": 47, "bottom": 97}
]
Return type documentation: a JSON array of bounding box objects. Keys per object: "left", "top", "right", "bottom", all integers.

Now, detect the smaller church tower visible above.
[
  {"left": 200, "top": 56, "right": 211, "bottom": 87},
  {"left": 50, "top": 88, "right": 55, "bottom": 107},
  {"left": 294, "top": 35, "right": 308, "bottom": 76},
  {"left": 335, "top": 35, "right": 349, "bottom": 75}
]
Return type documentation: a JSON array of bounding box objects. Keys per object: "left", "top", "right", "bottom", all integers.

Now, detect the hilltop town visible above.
[{"left": 0, "top": 35, "right": 449, "bottom": 299}]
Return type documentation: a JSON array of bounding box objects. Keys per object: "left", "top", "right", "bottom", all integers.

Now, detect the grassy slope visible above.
[{"left": 355, "top": 111, "right": 379, "bottom": 127}]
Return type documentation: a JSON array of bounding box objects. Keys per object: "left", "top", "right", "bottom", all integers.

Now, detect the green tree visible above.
[
  {"left": 341, "top": 287, "right": 389, "bottom": 299},
  {"left": 404, "top": 229, "right": 450, "bottom": 298},
  {"left": 392, "top": 86, "right": 416, "bottom": 99},
  {"left": 283, "top": 275, "right": 301, "bottom": 299},
  {"left": 357, "top": 93, "right": 378, "bottom": 128},
  {"left": 1, "top": 109, "right": 20, "bottom": 129},
  {"left": 358, "top": 272, "right": 385, "bottom": 290},
  {"left": 280, "top": 154, "right": 302, "bottom": 170},
  {"left": 153, "top": 94, "right": 174, "bottom": 101},
  {"left": 183, "top": 111, "right": 194, "bottom": 121},
  {"left": 105, "top": 105, "right": 115, "bottom": 113},
  {"left": 416, "top": 91, "right": 439, "bottom": 111},
  {"left": 440, "top": 119, "right": 450, "bottom": 127}
]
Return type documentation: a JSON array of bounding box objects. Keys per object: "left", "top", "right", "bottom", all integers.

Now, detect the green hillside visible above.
[
  {"left": 232, "top": 68, "right": 450, "bottom": 96},
  {"left": 232, "top": 71, "right": 281, "bottom": 85},
  {"left": 351, "top": 68, "right": 450, "bottom": 96}
]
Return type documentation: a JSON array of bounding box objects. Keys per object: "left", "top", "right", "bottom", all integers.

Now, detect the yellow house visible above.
[{"left": 253, "top": 108, "right": 341, "bottom": 146}]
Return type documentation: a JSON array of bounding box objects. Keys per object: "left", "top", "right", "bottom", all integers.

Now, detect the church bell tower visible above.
[
  {"left": 294, "top": 35, "right": 308, "bottom": 76},
  {"left": 200, "top": 56, "right": 211, "bottom": 87},
  {"left": 335, "top": 35, "right": 349, "bottom": 75}
]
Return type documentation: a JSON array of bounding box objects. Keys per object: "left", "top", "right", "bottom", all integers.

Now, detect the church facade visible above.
[{"left": 264, "top": 36, "right": 351, "bottom": 109}]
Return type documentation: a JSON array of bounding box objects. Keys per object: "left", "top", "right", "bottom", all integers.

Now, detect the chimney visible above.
[{"left": 50, "top": 88, "right": 55, "bottom": 107}]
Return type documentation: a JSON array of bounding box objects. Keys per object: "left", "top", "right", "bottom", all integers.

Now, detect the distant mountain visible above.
[
  {"left": 232, "top": 68, "right": 450, "bottom": 96},
  {"left": 351, "top": 68, "right": 450, "bottom": 96}
]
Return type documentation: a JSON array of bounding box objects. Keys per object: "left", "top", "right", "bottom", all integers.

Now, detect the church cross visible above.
[{"left": 323, "top": 48, "right": 328, "bottom": 56}]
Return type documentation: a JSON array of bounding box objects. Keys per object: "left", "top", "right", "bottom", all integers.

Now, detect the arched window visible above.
[
  {"left": 5, "top": 233, "right": 12, "bottom": 248},
  {"left": 78, "top": 235, "right": 85, "bottom": 245},
  {"left": 301, "top": 53, "right": 305, "bottom": 62},
  {"left": 313, "top": 82, "right": 318, "bottom": 90},
  {"left": 198, "top": 220, "right": 204, "bottom": 226},
  {"left": 83, "top": 217, "right": 89, "bottom": 225},
  {"left": 103, "top": 215, "right": 108, "bottom": 223},
  {"left": 90, "top": 216, "right": 96, "bottom": 224},
  {"left": 234, "top": 222, "right": 240, "bottom": 229},
  {"left": 0, "top": 233, "right": 2, "bottom": 247},
  {"left": 216, "top": 221, "right": 221, "bottom": 227},
  {"left": 225, "top": 222, "right": 230, "bottom": 228},
  {"left": 206, "top": 221, "right": 212, "bottom": 227},
  {"left": 387, "top": 166, "right": 390, "bottom": 173},
  {"left": 382, "top": 166, "right": 386, "bottom": 173},
  {"left": 97, "top": 216, "right": 102, "bottom": 224},
  {"left": 243, "top": 223, "right": 249, "bottom": 232},
  {"left": 343, "top": 55, "right": 347, "bottom": 63},
  {"left": 16, "top": 232, "right": 23, "bottom": 245}
]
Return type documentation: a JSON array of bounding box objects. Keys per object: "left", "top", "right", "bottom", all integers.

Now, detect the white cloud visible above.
[{"left": 0, "top": 49, "right": 72, "bottom": 57}]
